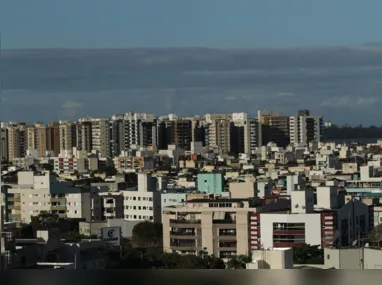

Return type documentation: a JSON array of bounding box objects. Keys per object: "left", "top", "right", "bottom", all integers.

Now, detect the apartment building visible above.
[
  {"left": 59, "top": 121, "right": 77, "bottom": 154},
  {"left": 289, "top": 110, "right": 323, "bottom": 145},
  {"left": 122, "top": 173, "right": 186, "bottom": 223},
  {"left": 109, "top": 115, "right": 125, "bottom": 157},
  {"left": 90, "top": 118, "right": 110, "bottom": 158},
  {"left": 76, "top": 119, "right": 93, "bottom": 153},
  {"left": 251, "top": 187, "right": 373, "bottom": 250},
  {"left": 1, "top": 128, "right": 8, "bottom": 162},
  {"left": 123, "top": 112, "right": 156, "bottom": 150},
  {"left": 46, "top": 122, "right": 60, "bottom": 156},
  {"left": 6, "top": 171, "right": 91, "bottom": 223},
  {"left": 162, "top": 192, "right": 291, "bottom": 259},
  {"left": 6, "top": 123, "right": 26, "bottom": 160}
]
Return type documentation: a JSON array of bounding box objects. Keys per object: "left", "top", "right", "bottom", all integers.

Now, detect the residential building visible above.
[
  {"left": 7, "top": 171, "right": 92, "bottom": 223},
  {"left": 197, "top": 173, "right": 224, "bottom": 195},
  {"left": 289, "top": 110, "right": 323, "bottom": 145},
  {"left": 59, "top": 121, "right": 77, "bottom": 154}
]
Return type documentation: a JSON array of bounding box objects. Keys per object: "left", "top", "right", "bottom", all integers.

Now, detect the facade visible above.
[
  {"left": 197, "top": 173, "right": 224, "bottom": 195},
  {"left": 59, "top": 121, "right": 77, "bottom": 154},
  {"left": 250, "top": 189, "right": 372, "bottom": 250},
  {"left": 289, "top": 110, "right": 323, "bottom": 145},
  {"left": 6, "top": 172, "right": 92, "bottom": 223}
]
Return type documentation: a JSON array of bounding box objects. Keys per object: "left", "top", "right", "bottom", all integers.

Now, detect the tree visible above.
[
  {"left": 227, "top": 254, "right": 252, "bottom": 269},
  {"left": 30, "top": 211, "right": 59, "bottom": 232},
  {"left": 368, "top": 224, "right": 382, "bottom": 247},
  {"left": 293, "top": 244, "right": 323, "bottom": 264},
  {"left": 132, "top": 221, "right": 163, "bottom": 248},
  {"left": 104, "top": 166, "right": 118, "bottom": 177},
  {"left": 41, "top": 163, "right": 54, "bottom": 171}
]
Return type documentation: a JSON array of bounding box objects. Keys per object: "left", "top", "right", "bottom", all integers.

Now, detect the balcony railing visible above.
[
  {"left": 213, "top": 220, "right": 236, "bottom": 224},
  {"left": 170, "top": 231, "right": 196, "bottom": 236},
  {"left": 170, "top": 219, "right": 201, "bottom": 224}
]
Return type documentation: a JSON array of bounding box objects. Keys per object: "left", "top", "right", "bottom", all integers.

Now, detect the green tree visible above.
[
  {"left": 293, "top": 244, "right": 323, "bottom": 264},
  {"left": 227, "top": 254, "right": 252, "bottom": 269},
  {"left": 30, "top": 211, "right": 59, "bottom": 231},
  {"left": 132, "top": 221, "right": 163, "bottom": 248},
  {"left": 104, "top": 166, "right": 118, "bottom": 177},
  {"left": 368, "top": 224, "right": 382, "bottom": 247}
]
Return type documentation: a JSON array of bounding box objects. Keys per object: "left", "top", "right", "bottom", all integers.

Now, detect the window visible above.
[
  {"left": 134, "top": 215, "right": 137, "bottom": 219},
  {"left": 138, "top": 197, "right": 141, "bottom": 201},
  {"left": 133, "top": 197, "right": 136, "bottom": 201},
  {"left": 327, "top": 254, "right": 330, "bottom": 260}
]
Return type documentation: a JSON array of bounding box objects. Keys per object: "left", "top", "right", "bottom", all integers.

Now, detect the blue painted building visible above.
[{"left": 197, "top": 173, "right": 224, "bottom": 195}]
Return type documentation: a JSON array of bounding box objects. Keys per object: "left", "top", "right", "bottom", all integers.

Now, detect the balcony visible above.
[
  {"left": 170, "top": 219, "right": 201, "bottom": 224},
  {"left": 170, "top": 242, "right": 198, "bottom": 251}
]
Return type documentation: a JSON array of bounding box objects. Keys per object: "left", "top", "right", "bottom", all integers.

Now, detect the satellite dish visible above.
[{"left": 352, "top": 240, "right": 358, "bottom": 246}]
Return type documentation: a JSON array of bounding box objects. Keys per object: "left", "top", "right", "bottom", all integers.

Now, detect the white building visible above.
[{"left": 7, "top": 171, "right": 92, "bottom": 223}]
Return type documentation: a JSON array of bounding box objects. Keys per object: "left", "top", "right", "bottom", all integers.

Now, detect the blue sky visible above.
[{"left": 1, "top": 0, "right": 382, "bottom": 49}]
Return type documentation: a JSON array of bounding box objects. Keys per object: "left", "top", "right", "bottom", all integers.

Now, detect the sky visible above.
[
  {"left": 1, "top": 0, "right": 382, "bottom": 49},
  {"left": 1, "top": 0, "right": 382, "bottom": 126}
]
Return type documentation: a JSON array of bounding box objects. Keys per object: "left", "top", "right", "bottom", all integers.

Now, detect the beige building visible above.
[
  {"left": 7, "top": 124, "right": 26, "bottom": 160},
  {"left": 59, "top": 121, "right": 77, "bottom": 154},
  {"left": 163, "top": 198, "right": 253, "bottom": 258},
  {"left": 7, "top": 171, "right": 92, "bottom": 223}
]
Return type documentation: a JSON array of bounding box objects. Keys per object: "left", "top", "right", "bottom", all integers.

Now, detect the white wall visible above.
[{"left": 260, "top": 213, "right": 322, "bottom": 249}]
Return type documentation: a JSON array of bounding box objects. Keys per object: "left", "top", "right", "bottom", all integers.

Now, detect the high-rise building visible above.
[
  {"left": 258, "top": 110, "right": 290, "bottom": 147},
  {"left": 139, "top": 119, "right": 157, "bottom": 147},
  {"left": 6, "top": 123, "right": 26, "bottom": 161},
  {"left": 248, "top": 118, "right": 261, "bottom": 153},
  {"left": 123, "top": 112, "right": 156, "bottom": 150},
  {"left": 230, "top": 112, "right": 250, "bottom": 154},
  {"left": 76, "top": 119, "right": 93, "bottom": 153},
  {"left": 157, "top": 120, "right": 173, "bottom": 150},
  {"left": 90, "top": 118, "right": 110, "bottom": 158},
  {"left": 46, "top": 122, "right": 60, "bottom": 156},
  {"left": 109, "top": 115, "right": 125, "bottom": 158},
  {"left": 59, "top": 121, "right": 77, "bottom": 154},
  {"left": 0, "top": 128, "right": 8, "bottom": 162},
  {"left": 173, "top": 119, "right": 192, "bottom": 151},
  {"left": 289, "top": 110, "right": 323, "bottom": 145}
]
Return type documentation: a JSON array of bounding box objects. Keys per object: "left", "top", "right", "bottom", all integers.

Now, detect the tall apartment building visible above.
[
  {"left": 123, "top": 112, "right": 156, "bottom": 150},
  {"left": 6, "top": 123, "right": 26, "bottom": 161},
  {"left": 90, "top": 118, "right": 110, "bottom": 158},
  {"left": 157, "top": 120, "right": 174, "bottom": 150},
  {"left": 258, "top": 110, "right": 290, "bottom": 147},
  {"left": 289, "top": 110, "right": 323, "bottom": 145},
  {"left": 59, "top": 121, "right": 77, "bottom": 154},
  {"left": 46, "top": 122, "right": 60, "bottom": 156},
  {"left": 0, "top": 128, "right": 8, "bottom": 162},
  {"left": 7, "top": 171, "right": 92, "bottom": 223},
  {"left": 76, "top": 119, "right": 93, "bottom": 153},
  {"left": 248, "top": 118, "right": 261, "bottom": 153},
  {"left": 109, "top": 115, "right": 125, "bottom": 157},
  {"left": 139, "top": 119, "right": 157, "bottom": 147},
  {"left": 206, "top": 119, "right": 231, "bottom": 153},
  {"left": 173, "top": 119, "right": 192, "bottom": 151},
  {"left": 230, "top": 112, "right": 250, "bottom": 154}
]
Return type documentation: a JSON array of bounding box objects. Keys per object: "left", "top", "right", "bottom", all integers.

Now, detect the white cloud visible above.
[
  {"left": 320, "top": 96, "right": 377, "bottom": 108},
  {"left": 61, "top": 101, "right": 83, "bottom": 109},
  {"left": 278, "top": 92, "right": 295, "bottom": 97}
]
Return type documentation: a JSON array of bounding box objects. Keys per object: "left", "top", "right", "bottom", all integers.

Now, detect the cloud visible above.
[
  {"left": 278, "top": 92, "right": 295, "bottom": 97},
  {"left": 320, "top": 96, "right": 377, "bottom": 108},
  {"left": 224, "top": 96, "right": 237, "bottom": 100},
  {"left": 61, "top": 101, "right": 83, "bottom": 109}
]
